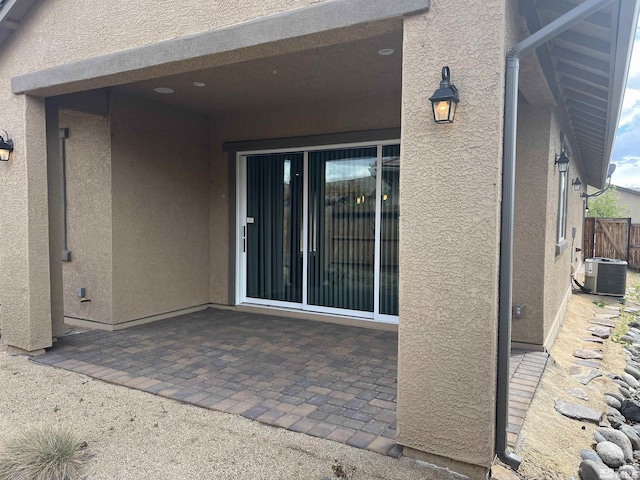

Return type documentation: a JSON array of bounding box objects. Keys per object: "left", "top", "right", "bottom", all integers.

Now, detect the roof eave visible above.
[{"left": 600, "top": 0, "right": 640, "bottom": 188}]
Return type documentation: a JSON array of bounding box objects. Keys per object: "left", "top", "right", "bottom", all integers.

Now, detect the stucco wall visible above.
[
  {"left": 512, "top": 106, "right": 586, "bottom": 349},
  {"left": 110, "top": 92, "right": 210, "bottom": 324},
  {"left": 2, "top": 0, "right": 331, "bottom": 80},
  {"left": 59, "top": 110, "right": 113, "bottom": 324},
  {"left": 0, "top": 95, "right": 53, "bottom": 352},
  {"left": 542, "top": 109, "right": 585, "bottom": 349},
  {"left": 512, "top": 105, "right": 551, "bottom": 346},
  {"left": 397, "top": 0, "right": 511, "bottom": 471},
  {"left": 210, "top": 93, "right": 402, "bottom": 304}
]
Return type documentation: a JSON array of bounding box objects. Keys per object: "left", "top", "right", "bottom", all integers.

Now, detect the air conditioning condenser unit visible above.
[{"left": 584, "top": 258, "right": 627, "bottom": 297}]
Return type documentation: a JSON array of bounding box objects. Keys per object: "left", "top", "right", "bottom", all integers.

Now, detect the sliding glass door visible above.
[
  {"left": 307, "top": 147, "right": 377, "bottom": 312},
  {"left": 246, "top": 153, "right": 303, "bottom": 303},
  {"left": 238, "top": 141, "right": 400, "bottom": 323}
]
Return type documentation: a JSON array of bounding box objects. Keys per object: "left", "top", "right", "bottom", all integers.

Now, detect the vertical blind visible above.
[
  {"left": 244, "top": 143, "right": 400, "bottom": 317},
  {"left": 246, "top": 152, "right": 303, "bottom": 302},
  {"left": 308, "top": 147, "right": 377, "bottom": 312},
  {"left": 380, "top": 145, "right": 400, "bottom": 315}
]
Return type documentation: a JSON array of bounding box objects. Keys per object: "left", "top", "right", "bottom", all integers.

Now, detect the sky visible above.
[{"left": 611, "top": 25, "right": 640, "bottom": 190}]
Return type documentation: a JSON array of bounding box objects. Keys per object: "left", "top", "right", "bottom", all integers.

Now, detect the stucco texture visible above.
[
  {"left": 0, "top": 0, "right": 409, "bottom": 349},
  {"left": 59, "top": 110, "right": 113, "bottom": 325},
  {"left": 110, "top": 92, "right": 210, "bottom": 324},
  {"left": 397, "top": 1, "right": 511, "bottom": 470},
  {"left": 512, "top": 106, "right": 552, "bottom": 346},
  {"left": 512, "top": 106, "right": 586, "bottom": 348},
  {"left": 0, "top": 95, "right": 53, "bottom": 352},
  {"left": 542, "top": 110, "right": 585, "bottom": 349}
]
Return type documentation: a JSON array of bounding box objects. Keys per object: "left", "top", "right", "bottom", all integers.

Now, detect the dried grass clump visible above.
[{"left": 0, "top": 425, "right": 89, "bottom": 480}]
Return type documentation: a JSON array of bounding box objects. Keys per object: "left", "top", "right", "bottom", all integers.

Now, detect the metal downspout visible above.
[{"left": 496, "top": 0, "right": 616, "bottom": 470}]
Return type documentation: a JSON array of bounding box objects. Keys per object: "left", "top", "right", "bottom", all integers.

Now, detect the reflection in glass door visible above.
[
  {"left": 239, "top": 142, "right": 400, "bottom": 322},
  {"left": 308, "top": 148, "right": 377, "bottom": 312}
]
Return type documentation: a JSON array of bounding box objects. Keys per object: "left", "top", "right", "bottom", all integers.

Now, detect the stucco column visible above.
[
  {"left": 397, "top": 3, "right": 510, "bottom": 477},
  {"left": 0, "top": 95, "right": 53, "bottom": 354},
  {"left": 46, "top": 99, "right": 65, "bottom": 340}
]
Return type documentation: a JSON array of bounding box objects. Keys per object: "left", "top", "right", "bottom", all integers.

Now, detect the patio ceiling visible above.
[
  {"left": 113, "top": 31, "right": 403, "bottom": 116},
  {"left": 520, "top": 0, "right": 639, "bottom": 188}
]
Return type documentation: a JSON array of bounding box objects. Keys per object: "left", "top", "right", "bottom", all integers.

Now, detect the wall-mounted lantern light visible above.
[
  {"left": 572, "top": 177, "right": 582, "bottom": 191},
  {"left": 555, "top": 150, "right": 569, "bottom": 173},
  {"left": 429, "top": 66, "right": 459, "bottom": 124},
  {"left": 0, "top": 131, "right": 14, "bottom": 161}
]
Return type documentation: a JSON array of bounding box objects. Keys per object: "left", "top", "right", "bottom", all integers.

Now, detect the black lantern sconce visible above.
[
  {"left": 555, "top": 150, "right": 569, "bottom": 173},
  {"left": 429, "top": 66, "right": 459, "bottom": 124},
  {"left": 0, "top": 130, "right": 13, "bottom": 161},
  {"left": 572, "top": 177, "right": 582, "bottom": 191}
]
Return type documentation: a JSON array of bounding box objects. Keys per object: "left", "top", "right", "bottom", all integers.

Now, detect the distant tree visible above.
[{"left": 586, "top": 186, "right": 631, "bottom": 218}]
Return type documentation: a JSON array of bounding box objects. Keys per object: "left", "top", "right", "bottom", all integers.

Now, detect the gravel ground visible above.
[
  {"left": 0, "top": 354, "right": 458, "bottom": 480},
  {"left": 513, "top": 289, "right": 628, "bottom": 479}
]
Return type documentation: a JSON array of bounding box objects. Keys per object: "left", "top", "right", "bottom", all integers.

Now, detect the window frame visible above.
[{"left": 556, "top": 163, "right": 569, "bottom": 255}]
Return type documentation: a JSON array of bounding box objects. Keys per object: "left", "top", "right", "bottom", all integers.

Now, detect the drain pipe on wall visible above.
[{"left": 496, "top": 0, "right": 615, "bottom": 469}]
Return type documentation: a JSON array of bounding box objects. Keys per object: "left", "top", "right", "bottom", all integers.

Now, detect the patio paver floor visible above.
[{"left": 31, "top": 308, "right": 547, "bottom": 457}]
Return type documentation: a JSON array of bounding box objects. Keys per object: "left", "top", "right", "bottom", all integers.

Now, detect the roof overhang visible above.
[
  {"left": 0, "top": 0, "right": 35, "bottom": 51},
  {"left": 520, "top": 0, "right": 640, "bottom": 188}
]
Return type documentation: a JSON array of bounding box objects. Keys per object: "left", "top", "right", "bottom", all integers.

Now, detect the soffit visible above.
[
  {"left": 0, "top": 0, "right": 35, "bottom": 51},
  {"left": 113, "top": 31, "right": 403, "bottom": 116},
  {"left": 521, "top": 0, "right": 639, "bottom": 188}
]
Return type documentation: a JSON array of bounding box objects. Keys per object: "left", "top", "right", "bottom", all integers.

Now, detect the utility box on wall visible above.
[{"left": 584, "top": 258, "right": 628, "bottom": 297}]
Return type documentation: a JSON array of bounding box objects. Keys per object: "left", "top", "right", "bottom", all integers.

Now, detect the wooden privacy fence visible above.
[{"left": 583, "top": 217, "right": 640, "bottom": 268}]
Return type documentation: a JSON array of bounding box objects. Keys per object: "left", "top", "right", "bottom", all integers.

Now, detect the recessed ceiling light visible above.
[
  {"left": 378, "top": 49, "right": 395, "bottom": 56},
  {"left": 154, "top": 87, "right": 174, "bottom": 94},
  {"left": 193, "top": 82, "right": 206, "bottom": 87}
]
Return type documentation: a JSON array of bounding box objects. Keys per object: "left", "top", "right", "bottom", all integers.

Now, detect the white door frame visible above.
[{"left": 235, "top": 139, "right": 400, "bottom": 325}]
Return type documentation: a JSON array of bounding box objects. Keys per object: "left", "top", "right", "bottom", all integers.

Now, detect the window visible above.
[{"left": 557, "top": 167, "right": 569, "bottom": 252}]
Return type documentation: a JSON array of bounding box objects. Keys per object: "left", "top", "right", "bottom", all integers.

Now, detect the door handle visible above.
[{"left": 243, "top": 226, "right": 247, "bottom": 253}]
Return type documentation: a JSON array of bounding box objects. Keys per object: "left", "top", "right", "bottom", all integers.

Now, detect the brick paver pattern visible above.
[
  {"left": 31, "top": 309, "right": 547, "bottom": 456},
  {"left": 507, "top": 349, "right": 549, "bottom": 447}
]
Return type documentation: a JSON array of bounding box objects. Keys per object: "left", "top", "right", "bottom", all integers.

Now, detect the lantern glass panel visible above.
[{"left": 433, "top": 100, "right": 450, "bottom": 123}]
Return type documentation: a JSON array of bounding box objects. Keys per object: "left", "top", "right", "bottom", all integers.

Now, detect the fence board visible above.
[
  {"left": 583, "top": 218, "right": 639, "bottom": 268},
  {"left": 631, "top": 225, "right": 640, "bottom": 269},
  {"left": 583, "top": 217, "right": 595, "bottom": 258},
  {"left": 593, "top": 219, "right": 629, "bottom": 260}
]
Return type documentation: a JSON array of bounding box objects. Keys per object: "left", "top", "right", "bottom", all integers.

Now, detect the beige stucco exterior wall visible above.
[
  {"left": 210, "top": 93, "right": 401, "bottom": 304},
  {"left": 512, "top": 106, "right": 586, "bottom": 349},
  {"left": 59, "top": 110, "right": 113, "bottom": 324},
  {"left": 542, "top": 109, "right": 585, "bottom": 349},
  {"left": 397, "top": 0, "right": 515, "bottom": 473},
  {"left": 3, "top": 0, "right": 331, "bottom": 79},
  {"left": 110, "top": 92, "right": 210, "bottom": 324},
  {"left": 618, "top": 188, "right": 640, "bottom": 223},
  {"left": 0, "top": 0, "right": 340, "bottom": 345},
  {"left": 0, "top": 95, "right": 53, "bottom": 352},
  {"left": 512, "top": 105, "right": 551, "bottom": 346}
]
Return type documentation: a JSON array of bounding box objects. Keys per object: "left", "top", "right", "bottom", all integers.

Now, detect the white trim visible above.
[
  {"left": 302, "top": 151, "right": 309, "bottom": 307},
  {"left": 235, "top": 156, "right": 247, "bottom": 305},
  {"left": 373, "top": 145, "right": 383, "bottom": 317},
  {"left": 235, "top": 139, "right": 401, "bottom": 325}
]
